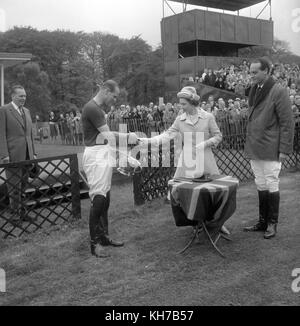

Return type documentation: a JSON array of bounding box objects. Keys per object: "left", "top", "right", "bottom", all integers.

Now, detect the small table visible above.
[{"left": 168, "top": 175, "right": 239, "bottom": 257}]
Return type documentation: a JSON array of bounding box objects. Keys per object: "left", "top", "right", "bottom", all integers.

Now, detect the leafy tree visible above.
[
  {"left": 0, "top": 27, "right": 165, "bottom": 108},
  {"left": 4, "top": 62, "right": 51, "bottom": 119},
  {"left": 0, "top": 27, "right": 83, "bottom": 106},
  {"left": 57, "top": 57, "right": 94, "bottom": 110},
  {"left": 239, "top": 38, "right": 300, "bottom": 65},
  {"left": 124, "top": 46, "right": 164, "bottom": 105},
  {"left": 108, "top": 35, "right": 152, "bottom": 83},
  {"left": 273, "top": 38, "right": 291, "bottom": 54}
]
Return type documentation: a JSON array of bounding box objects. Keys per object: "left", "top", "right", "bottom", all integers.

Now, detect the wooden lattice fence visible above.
[
  {"left": 0, "top": 154, "right": 81, "bottom": 238},
  {"left": 133, "top": 116, "right": 300, "bottom": 205}
]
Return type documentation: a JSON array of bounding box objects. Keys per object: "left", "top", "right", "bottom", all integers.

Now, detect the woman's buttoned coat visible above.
[{"left": 152, "top": 108, "right": 222, "bottom": 178}]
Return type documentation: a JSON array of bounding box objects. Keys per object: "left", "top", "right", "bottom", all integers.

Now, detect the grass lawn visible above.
[{"left": 0, "top": 165, "right": 299, "bottom": 306}]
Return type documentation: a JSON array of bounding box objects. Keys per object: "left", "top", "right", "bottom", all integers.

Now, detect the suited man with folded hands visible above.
[{"left": 0, "top": 85, "right": 37, "bottom": 225}]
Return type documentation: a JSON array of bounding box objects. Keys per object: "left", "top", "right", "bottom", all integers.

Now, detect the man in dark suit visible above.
[
  {"left": 243, "top": 58, "right": 294, "bottom": 239},
  {"left": 0, "top": 85, "right": 37, "bottom": 225}
]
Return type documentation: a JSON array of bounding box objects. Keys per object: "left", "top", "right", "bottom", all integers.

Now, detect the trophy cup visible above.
[{"left": 117, "top": 150, "right": 142, "bottom": 177}]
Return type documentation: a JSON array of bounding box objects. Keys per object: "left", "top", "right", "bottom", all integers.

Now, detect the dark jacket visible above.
[
  {"left": 0, "top": 103, "right": 36, "bottom": 162},
  {"left": 204, "top": 73, "right": 217, "bottom": 87},
  {"left": 245, "top": 77, "right": 294, "bottom": 161}
]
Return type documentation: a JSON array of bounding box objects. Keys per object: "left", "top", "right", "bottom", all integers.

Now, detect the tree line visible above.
[
  {"left": 1, "top": 27, "right": 299, "bottom": 120},
  {"left": 0, "top": 27, "right": 164, "bottom": 119}
]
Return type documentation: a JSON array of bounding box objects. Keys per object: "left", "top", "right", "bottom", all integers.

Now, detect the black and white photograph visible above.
[{"left": 0, "top": 0, "right": 299, "bottom": 309}]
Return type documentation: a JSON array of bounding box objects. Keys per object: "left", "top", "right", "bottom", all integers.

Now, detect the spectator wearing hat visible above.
[{"left": 243, "top": 58, "right": 294, "bottom": 239}]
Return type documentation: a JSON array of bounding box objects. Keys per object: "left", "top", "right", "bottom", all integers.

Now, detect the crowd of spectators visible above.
[
  {"left": 183, "top": 61, "right": 300, "bottom": 100},
  {"left": 108, "top": 102, "right": 180, "bottom": 125},
  {"left": 105, "top": 61, "right": 300, "bottom": 138},
  {"left": 35, "top": 61, "right": 300, "bottom": 145},
  {"left": 36, "top": 110, "right": 83, "bottom": 145},
  {"left": 107, "top": 96, "right": 248, "bottom": 122},
  {"left": 104, "top": 95, "right": 251, "bottom": 142}
]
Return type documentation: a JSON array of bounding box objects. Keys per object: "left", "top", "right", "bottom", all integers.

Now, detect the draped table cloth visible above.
[
  {"left": 168, "top": 175, "right": 239, "bottom": 256},
  {"left": 169, "top": 175, "right": 239, "bottom": 230}
]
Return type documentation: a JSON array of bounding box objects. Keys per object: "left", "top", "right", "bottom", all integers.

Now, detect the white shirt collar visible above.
[
  {"left": 11, "top": 101, "right": 20, "bottom": 111},
  {"left": 11, "top": 102, "right": 25, "bottom": 116}
]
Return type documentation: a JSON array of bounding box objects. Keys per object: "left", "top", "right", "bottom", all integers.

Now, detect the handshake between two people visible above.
[{"left": 115, "top": 133, "right": 211, "bottom": 177}]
